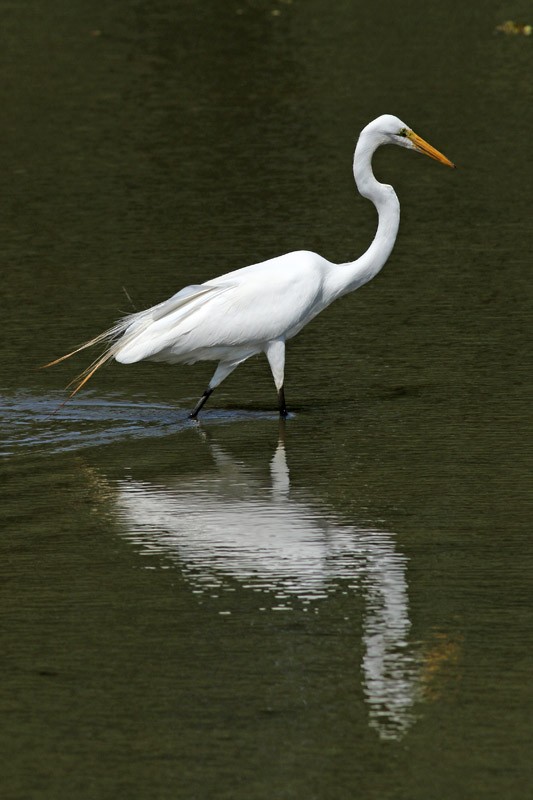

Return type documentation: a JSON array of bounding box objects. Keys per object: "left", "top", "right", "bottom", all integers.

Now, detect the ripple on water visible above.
[{"left": 0, "top": 391, "right": 273, "bottom": 456}]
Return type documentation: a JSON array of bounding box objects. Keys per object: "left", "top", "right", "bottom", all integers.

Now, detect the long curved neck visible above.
[{"left": 325, "top": 132, "right": 400, "bottom": 301}]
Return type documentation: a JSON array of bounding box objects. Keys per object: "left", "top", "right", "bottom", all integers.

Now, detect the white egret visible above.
[{"left": 45, "top": 115, "right": 454, "bottom": 418}]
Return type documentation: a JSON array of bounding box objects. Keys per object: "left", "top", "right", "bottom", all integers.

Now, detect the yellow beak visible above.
[{"left": 407, "top": 130, "right": 455, "bottom": 168}]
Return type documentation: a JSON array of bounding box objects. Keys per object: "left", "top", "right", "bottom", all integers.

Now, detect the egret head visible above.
[{"left": 363, "top": 114, "right": 455, "bottom": 168}]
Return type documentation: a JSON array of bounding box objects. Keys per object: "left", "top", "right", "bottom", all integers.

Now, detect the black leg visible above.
[
  {"left": 189, "top": 387, "right": 214, "bottom": 419},
  {"left": 278, "top": 386, "right": 288, "bottom": 418}
]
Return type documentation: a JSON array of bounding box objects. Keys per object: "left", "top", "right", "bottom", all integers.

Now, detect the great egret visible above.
[{"left": 45, "top": 115, "right": 454, "bottom": 418}]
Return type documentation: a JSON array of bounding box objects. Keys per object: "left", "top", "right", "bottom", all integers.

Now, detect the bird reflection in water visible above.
[{"left": 114, "top": 430, "right": 422, "bottom": 740}]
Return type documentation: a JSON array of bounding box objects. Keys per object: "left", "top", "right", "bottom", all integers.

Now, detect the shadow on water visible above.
[{"left": 107, "top": 430, "right": 423, "bottom": 741}]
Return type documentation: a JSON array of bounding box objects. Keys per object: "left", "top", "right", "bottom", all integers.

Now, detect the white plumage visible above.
[{"left": 46, "top": 115, "right": 454, "bottom": 418}]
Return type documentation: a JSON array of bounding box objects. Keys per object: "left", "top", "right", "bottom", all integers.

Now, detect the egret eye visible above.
[{"left": 398, "top": 128, "right": 409, "bottom": 138}]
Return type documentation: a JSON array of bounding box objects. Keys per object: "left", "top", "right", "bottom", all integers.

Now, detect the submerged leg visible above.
[
  {"left": 188, "top": 358, "right": 246, "bottom": 419},
  {"left": 265, "top": 339, "right": 288, "bottom": 417}
]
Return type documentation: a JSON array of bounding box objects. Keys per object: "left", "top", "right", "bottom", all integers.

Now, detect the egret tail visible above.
[{"left": 42, "top": 284, "right": 222, "bottom": 397}]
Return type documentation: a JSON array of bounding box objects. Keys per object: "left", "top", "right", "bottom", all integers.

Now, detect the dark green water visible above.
[{"left": 1, "top": 1, "right": 532, "bottom": 798}]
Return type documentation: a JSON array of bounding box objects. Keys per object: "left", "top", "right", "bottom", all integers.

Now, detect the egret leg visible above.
[
  {"left": 189, "top": 388, "right": 214, "bottom": 419},
  {"left": 265, "top": 339, "right": 288, "bottom": 417},
  {"left": 278, "top": 386, "right": 288, "bottom": 418},
  {"left": 188, "top": 358, "right": 248, "bottom": 419}
]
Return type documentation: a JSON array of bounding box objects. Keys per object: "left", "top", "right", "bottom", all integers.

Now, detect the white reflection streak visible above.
[
  {"left": 362, "top": 541, "right": 416, "bottom": 739},
  {"left": 115, "top": 438, "right": 419, "bottom": 739}
]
